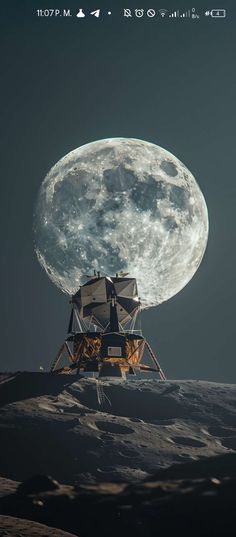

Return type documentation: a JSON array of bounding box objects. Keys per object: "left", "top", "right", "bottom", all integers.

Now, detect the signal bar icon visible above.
[
  {"left": 169, "top": 8, "right": 199, "bottom": 18},
  {"left": 169, "top": 10, "right": 179, "bottom": 17}
]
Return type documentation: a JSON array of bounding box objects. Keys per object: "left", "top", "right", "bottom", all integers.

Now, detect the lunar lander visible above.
[{"left": 50, "top": 271, "right": 166, "bottom": 379}]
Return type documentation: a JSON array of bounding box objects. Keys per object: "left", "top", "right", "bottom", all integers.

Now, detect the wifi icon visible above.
[{"left": 159, "top": 9, "right": 168, "bottom": 17}]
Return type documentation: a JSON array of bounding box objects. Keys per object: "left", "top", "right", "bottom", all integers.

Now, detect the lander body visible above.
[{"left": 51, "top": 272, "right": 166, "bottom": 380}]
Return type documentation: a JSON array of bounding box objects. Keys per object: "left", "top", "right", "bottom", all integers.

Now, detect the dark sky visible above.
[{"left": 0, "top": 0, "right": 235, "bottom": 382}]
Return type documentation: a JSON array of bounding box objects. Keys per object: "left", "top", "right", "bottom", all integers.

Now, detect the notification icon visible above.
[
  {"left": 90, "top": 9, "right": 100, "bottom": 18},
  {"left": 76, "top": 8, "right": 85, "bottom": 18}
]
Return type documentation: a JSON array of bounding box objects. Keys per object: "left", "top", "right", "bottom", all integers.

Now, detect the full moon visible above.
[{"left": 33, "top": 138, "right": 208, "bottom": 308}]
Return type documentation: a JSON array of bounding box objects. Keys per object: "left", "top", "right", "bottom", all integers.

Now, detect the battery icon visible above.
[{"left": 205, "top": 9, "right": 226, "bottom": 18}]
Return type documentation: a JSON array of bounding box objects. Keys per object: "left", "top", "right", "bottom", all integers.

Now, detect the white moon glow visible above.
[{"left": 33, "top": 138, "right": 209, "bottom": 308}]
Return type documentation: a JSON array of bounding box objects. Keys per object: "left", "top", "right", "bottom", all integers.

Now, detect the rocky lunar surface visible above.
[
  {"left": 1, "top": 373, "right": 236, "bottom": 484},
  {"left": 0, "top": 372, "right": 236, "bottom": 535},
  {"left": 1, "top": 456, "right": 236, "bottom": 536}
]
